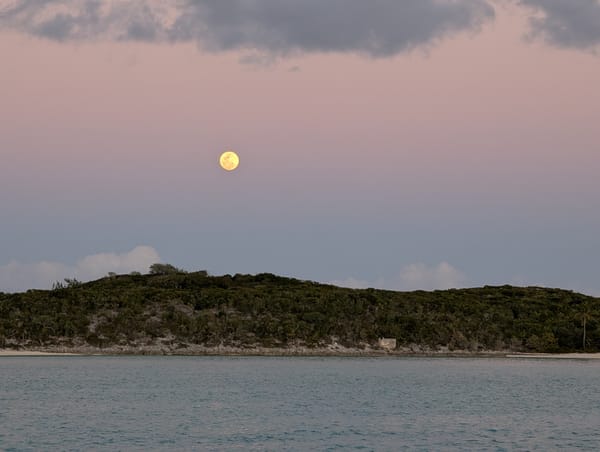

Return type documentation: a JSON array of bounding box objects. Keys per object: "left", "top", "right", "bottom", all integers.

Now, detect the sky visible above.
[{"left": 1, "top": 0, "right": 599, "bottom": 295}]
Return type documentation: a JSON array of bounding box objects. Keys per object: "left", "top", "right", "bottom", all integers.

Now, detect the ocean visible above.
[{"left": 1, "top": 356, "right": 599, "bottom": 450}]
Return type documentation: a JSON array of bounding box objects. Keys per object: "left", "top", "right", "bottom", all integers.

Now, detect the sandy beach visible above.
[
  {"left": 2, "top": 348, "right": 600, "bottom": 358},
  {"left": 0, "top": 350, "right": 80, "bottom": 356},
  {"left": 506, "top": 353, "right": 600, "bottom": 359}
]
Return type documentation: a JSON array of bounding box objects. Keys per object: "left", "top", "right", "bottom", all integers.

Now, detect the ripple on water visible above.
[{"left": 1, "top": 356, "right": 600, "bottom": 450}]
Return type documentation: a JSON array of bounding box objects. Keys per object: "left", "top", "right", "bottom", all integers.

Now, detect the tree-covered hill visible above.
[{"left": 1, "top": 271, "right": 598, "bottom": 353}]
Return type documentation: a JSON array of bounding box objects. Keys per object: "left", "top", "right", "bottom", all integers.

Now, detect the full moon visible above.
[{"left": 219, "top": 150, "right": 240, "bottom": 171}]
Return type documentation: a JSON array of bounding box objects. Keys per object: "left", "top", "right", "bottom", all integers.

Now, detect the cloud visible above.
[
  {"left": 328, "top": 276, "right": 372, "bottom": 290},
  {"left": 171, "top": 0, "right": 495, "bottom": 58},
  {"left": 519, "top": 0, "right": 600, "bottom": 50},
  {"left": 0, "top": 0, "right": 495, "bottom": 58},
  {"left": 0, "top": 0, "right": 177, "bottom": 41},
  {"left": 3, "top": 1, "right": 599, "bottom": 54},
  {"left": 330, "top": 262, "right": 468, "bottom": 292},
  {"left": 394, "top": 262, "right": 467, "bottom": 291},
  {"left": 0, "top": 246, "right": 160, "bottom": 293}
]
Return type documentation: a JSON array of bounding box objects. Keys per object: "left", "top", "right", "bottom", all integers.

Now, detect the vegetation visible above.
[
  {"left": 148, "top": 263, "right": 187, "bottom": 275},
  {"left": 0, "top": 270, "right": 598, "bottom": 353}
]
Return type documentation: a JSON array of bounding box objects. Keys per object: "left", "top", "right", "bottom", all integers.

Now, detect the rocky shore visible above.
[
  {"left": 0, "top": 342, "right": 510, "bottom": 357},
  {"left": 4, "top": 347, "right": 600, "bottom": 359}
]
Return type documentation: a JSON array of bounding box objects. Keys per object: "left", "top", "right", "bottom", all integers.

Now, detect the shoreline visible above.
[
  {"left": 0, "top": 350, "right": 80, "bottom": 356},
  {"left": 2, "top": 346, "right": 600, "bottom": 359},
  {"left": 506, "top": 353, "right": 600, "bottom": 360}
]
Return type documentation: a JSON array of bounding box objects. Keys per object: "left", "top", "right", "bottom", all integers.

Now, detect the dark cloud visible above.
[
  {"left": 0, "top": 1, "right": 169, "bottom": 42},
  {"left": 170, "top": 0, "right": 496, "bottom": 57},
  {"left": 0, "top": 0, "right": 495, "bottom": 57},
  {"left": 520, "top": 0, "right": 600, "bottom": 50}
]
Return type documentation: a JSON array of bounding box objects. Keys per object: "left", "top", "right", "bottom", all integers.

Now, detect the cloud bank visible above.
[
  {"left": 331, "top": 262, "right": 468, "bottom": 292},
  {"left": 520, "top": 0, "right": 600, "bottom": 50},
  {"left": 0, "top": 0, "right": 495, "bottom": 57},
  {"left": 0, "top": 246, "right": 161, "bottom": 293},
  {"left": 4, "top": 1, "right": 598, "bottom": 54}
]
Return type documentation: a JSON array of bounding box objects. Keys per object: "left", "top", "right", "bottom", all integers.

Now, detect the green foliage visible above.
[
  {"left": 1, "top": 273, "right": 599, "bottom": 352},
  {"left": 149, "top": 263, "right": 186, "bottom": 275}
]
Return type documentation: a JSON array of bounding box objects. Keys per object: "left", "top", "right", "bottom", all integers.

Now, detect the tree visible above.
[
  {"left": 52, "top": 278, "right": 82, "bottom": 289},
  {"left": 64, "top": 278, "right": 82, "bottom": 288},
  {"left": 149, "top": 263, "right": 186, "bottom": 275},
  {"left": 581, "top": 303, "right": 593, "bottom": 350}
]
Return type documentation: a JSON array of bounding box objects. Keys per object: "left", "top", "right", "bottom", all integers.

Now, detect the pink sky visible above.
[{"left": 1, "top": 1, "right": 599, "bottom": 294}]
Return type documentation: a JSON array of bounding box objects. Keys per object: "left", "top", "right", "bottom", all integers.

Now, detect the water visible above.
[{"left": 1, "top": 356, "right": 600, "bottom": 451}]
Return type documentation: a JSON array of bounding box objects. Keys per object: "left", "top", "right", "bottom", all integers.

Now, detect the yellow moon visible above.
[{"left": 219, "top": 150, "right": 239, "bottom": 171}]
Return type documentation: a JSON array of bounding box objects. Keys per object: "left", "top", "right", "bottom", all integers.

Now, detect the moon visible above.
[{"left": 219, "top": 150, "right": 240, "bottom": 171}]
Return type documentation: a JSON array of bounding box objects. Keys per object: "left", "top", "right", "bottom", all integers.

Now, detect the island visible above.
[{"left": 1, "top": 270, "right": 598, "bottom": 356}]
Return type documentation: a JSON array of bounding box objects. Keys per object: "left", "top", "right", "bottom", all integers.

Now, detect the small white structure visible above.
[{"left": 378, "top": 337, "right": 397, "bottom": 351}]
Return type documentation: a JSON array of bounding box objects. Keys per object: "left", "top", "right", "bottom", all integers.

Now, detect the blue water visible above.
[{"left": 1, "top": 356, "right": 600, "bottom": 451}]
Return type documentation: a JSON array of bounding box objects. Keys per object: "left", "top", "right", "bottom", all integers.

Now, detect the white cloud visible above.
[
  {"left": 394, "top": 262, "right": 467, "bottom": 291},
  {"left": 0, "top": 246, "right": 160, "bottom": 293},
  {"left": 330, "top": 262, "right": 468, "bottom": 292},
  {"left": 328, "top": 277, "right": 372, "bottom": 290}
]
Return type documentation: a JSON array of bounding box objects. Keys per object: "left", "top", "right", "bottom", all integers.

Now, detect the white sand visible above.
[
  {"left": 506, "top": 353, "right": 600, "bottom": 359},
  {"left": 0, "top": 350, "right": 79, "bottom": 356},
  {"left": 2, "top": 348, "right": 599, "bottom": 358}
]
